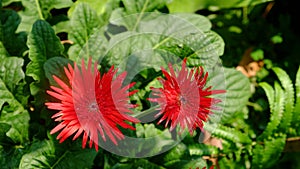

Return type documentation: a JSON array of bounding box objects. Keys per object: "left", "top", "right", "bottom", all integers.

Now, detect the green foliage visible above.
[
  {"left": 167, "top": 0, "right": 273, "bottom": 13},
  {"left": 17, "top": 0, "right": 73, "bottom": 32},
  {"left": 205, "top": 123, "right": 251, "bottom": 144},
  {"left": 208, "top": 68, "right": 251, "bottom": 123},
  {"left": 252, "top": 134, "right": 286, "bottom": 169},
  {"left": 293, "top": 66, "right": 300, "bottom": 124},
  {"left": 258, "top": 67, "right": 298, "bottom": 140},
  {"left": 19, "top": 134, "right": 97, "bottom": 169},
  {"left": 0, "top": 0, "right": 299, "bottom": 168},
  {"left": 68, "top": 2, "right": 107, "bottom": 62}
]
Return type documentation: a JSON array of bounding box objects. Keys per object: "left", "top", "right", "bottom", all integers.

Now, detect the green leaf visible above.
[
  {"left": 271, "top": 35, "right": 283, "bottom": 44},
  {"left": 0, "top": 57, "right": 25, "bottom": 92},
  {"left": 167, "top": 0, "right": 274, "bottom": 13},
  {"left": 26, "top": 20, "right": 64, "bottom": 82},
  {"left": 258, "top": 82, "right": 285, "bottom": 139},
  {"left": 0, "top": 56, "right": 25, "bottom": 112},
  {"left": 0, "top": 107, "right": 30, "bottom": 143},
  {"left": 250, "top": 49, "right": 264, "bottom": 61},
  {"left": 273, "top": 67, "right": 294, "bottom": 130},
  {"left": 17, "top": 0, "right": 73, "bottom": 32},
  {"left": 205, "top": 123, "right": 252, "bottom": 144},
  {"left": 68, "top": 2, "right": 106, "bottom": 62},
  {"left": 0, "top": 9, "right": 20, "bottom": 42},
  {"left": 105, "top": 32, "right": 169, "bottom": 72},
  {"left": 26, "top": 19, "right": 64, "bottom": 111},
  {"left": 19, "top": 139, "right": 54, "bottom": 169},
  {"left": 68, "top": 0, "right": 109, "bottom": 15},
  {"left": 1, "top": 0, "right": 20, "bottom": 6},
  {"left": 209, "top": 68, "right": 251, "bottom": 123},
  {"left": 0, "top": 54, "right": 29, "bottom": 144},
  {"left": 252, "top": 134, "right": 286, "bottom": 169},
  {"left": 0, "top": 9, "right": 27, "bottom": 56},
  {"left": 19, "top": 137, "right": 97, "bottom": 169},
  {"left": 121, "top": 0, "right": 167, "bottom": 14},
  {"left": 131, "top": 123, "right": 175, "bottom": 157},
  {"left": 109, "top": 0, "right": 168, "bottom": 31},
  {"left": 183, "top": 31, "right": 224, "bottom": 67}
]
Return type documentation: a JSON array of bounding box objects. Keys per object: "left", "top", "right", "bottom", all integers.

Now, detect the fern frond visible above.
[
  {"left": 293, "top": 66, "right": 300, "bottom": 123},
  {"left": 204, "top": 123, "right": 251, "bottom": 144},
  {"left": 252, "top": 134, "right": 286, "bottom": 169},
  {"left": 258, "top": 82, "right": 275, "bottom": 113},
  {"left": 258, "top": 82, "right": 285, "bottom": 140},
  {"left": 273, "top": 67, "right": 295, "bottom": 130},
  {"left": 188, "top": 143, "right": 219, "bottom": 156}
]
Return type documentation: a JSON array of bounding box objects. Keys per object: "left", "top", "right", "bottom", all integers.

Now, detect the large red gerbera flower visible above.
[
  {"left": 148, "top": 58, "right": 225, "bottom": 134},
  {"left": 45, "top": 58, "right": 139, "bottom": 151}
]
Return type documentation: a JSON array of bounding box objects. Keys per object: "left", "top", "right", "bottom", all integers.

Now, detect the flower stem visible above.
[{"left": 133, "top": 105, "right": 160, "bottom": 119}]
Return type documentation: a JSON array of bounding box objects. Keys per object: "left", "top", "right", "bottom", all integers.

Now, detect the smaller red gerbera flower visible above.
[
  {"left": 148, "top": 58, "right": 225, "bottom": 134},
  {"left": 45, "top": 58, "right": 139, "bottom": 151}
]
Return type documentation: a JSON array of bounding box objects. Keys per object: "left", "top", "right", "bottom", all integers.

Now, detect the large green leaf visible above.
[
  {"left": 17, "top": 0, "right": 73, "bottom": 32},
  {"left": 105, "top": 32, "right": 169, "bottom": 73},
  {"left": 26, "top": 19, "right": 64, "bottom": 111},
  {"left": 167, "top": 0, "right": 273, "bottom": 13},
  {"left": 26, "top": 20, "right": 64, "bottom": 82},
  {"left": 208, "top": 68, "right": 251, "bottom": 123},
  {"left": 67, "top": 2, "right": 107, "bottom": 62},
  {"left": 0, "top": 56, "right": 25, "bottom": 112},
  {"left": 180, "top": 31, "right": 224, "bottom": 67},
  {"left": 109, "top": 0, "right": 168, "bottom": 31},
  {"left": 136, "top": 13, "right": 212, "bottom": 33},
  {"left": 0, "top": 77, "right": 29, "bottom": 144},
  {"left": 105, "top": 30, "right": 223, "bottom": 76},
  {"left": 0, "top": 50, "right": 29, "bottom": 144}
]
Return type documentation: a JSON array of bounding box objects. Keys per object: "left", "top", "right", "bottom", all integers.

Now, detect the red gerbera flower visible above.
[
  {"left": 45, "top": 58, "right": 139, "bottom": 151},
  {"left": 148, "top": 58, "right": 225, "bottom": 134}
]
